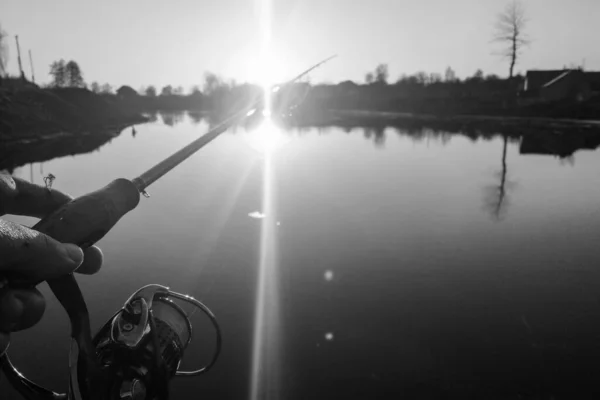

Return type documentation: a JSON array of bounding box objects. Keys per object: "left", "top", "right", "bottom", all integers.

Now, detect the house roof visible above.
[
  {"left": 542, "top": 70, "right": 573, "bottom": 88},
  {"left": 525, "top": 70, "right": 568, "bottom": 89}
]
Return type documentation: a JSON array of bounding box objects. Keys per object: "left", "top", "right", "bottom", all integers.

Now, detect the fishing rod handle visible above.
[
  {"left": 34, "top": 178, "right": 141, "bottom": 398},
  {"left": 0, "top": 178, "right": 141, "bottom": 399},
  {"left": 33, "top": 178, "right": 140, "bottom": 249},
  {"left": 32, "top": 177, "right": 140, "bottom": 327}
]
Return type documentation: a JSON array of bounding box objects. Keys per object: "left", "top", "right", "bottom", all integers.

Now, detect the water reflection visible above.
[
  {"left": 4, "top": 111, "right": 600, "bottom": 399},
  {"left": 363, "top": 126, "right": 386, "bottom": 148},
  {"left": 3, "top": 111, "right": 600, "bottom": 173},
  {"left": 187, "top": 110, "right": 205, "bottom": 125},
  {"left": 161, "top": 110, "right": 185, "bottom": 127},
  {"left": 483, "top": 136, "right": 516, "bottom": 221}
]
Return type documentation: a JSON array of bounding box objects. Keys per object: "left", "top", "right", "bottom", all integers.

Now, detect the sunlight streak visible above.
[
  {"left": 250, "top": 1, "right": 283, "bottom": 400},
  {"left": 244, "top": 117, "right": 289, "bottom": 155},
  {"left": 250, "top": 151, "right": 282, "bottom": 400}
]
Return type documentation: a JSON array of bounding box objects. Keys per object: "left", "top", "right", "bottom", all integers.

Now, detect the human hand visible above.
[{"left": 0, "top": 172, "right": 103, "bottom": 355}]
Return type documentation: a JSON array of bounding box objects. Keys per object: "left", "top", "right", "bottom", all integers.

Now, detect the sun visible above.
[{"left": 247, "top": 52, "right": 288, "bottom": 90}]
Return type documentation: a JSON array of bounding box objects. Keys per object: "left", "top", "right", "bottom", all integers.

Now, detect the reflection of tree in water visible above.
[
  {"left": 187, "top": 111, "right": 205, "bottom": 125},
  {"left": 483, "top": 136, "right": 516, "bottom": 221},
  {"left": 363, "top": 126, "right": 386, "bottom": 147},
  {"left": 160, "top": 111, "right": 185, "bottom": 127},
  {"left": 559, "top": 155, "right": 575, "bottom": 167},
  {"left": 392, "top": 127, "right": 453, "bottom": 147},
  {"left": 145, "top": 112, "right": 159, "bottom": 123}
]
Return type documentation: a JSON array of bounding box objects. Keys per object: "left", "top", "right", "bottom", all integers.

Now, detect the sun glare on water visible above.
[{"left": 244, "top": 117, "right": 289, "bottom": 155}]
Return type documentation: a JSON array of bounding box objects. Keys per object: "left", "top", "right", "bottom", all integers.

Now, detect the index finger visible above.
[{"left": 0, "top": 173, "right": 72, "bottom": 218}]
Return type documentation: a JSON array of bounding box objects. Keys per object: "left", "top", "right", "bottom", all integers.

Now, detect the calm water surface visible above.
[{"left": 2, "top": 114, "right": 600, "bottom": 399}]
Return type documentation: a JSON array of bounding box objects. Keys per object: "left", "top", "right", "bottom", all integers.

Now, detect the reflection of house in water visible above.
[
  {"left": 520, "top": 69, "right": 600, "bottom": 104},
  {"left": 519, "top": 132, "right": 600, "bottom": 158}
]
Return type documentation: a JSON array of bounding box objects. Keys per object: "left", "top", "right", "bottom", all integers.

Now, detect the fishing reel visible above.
[{"left": 1, "top": 284, "right": 221, "bottom": 400}]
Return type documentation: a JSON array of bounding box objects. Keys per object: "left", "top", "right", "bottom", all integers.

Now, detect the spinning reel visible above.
[{"left": 1, "top": 284, "right": 221, "bottom": 400}]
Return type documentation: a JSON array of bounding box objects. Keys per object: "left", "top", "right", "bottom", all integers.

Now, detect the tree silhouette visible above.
[
  {"left": 203, "top": 72, "right": 222, "bottom": 95},
  {"left": 161, "top": 85, "right": 173, "bottom": 96},
  {"left": 0, "top": 23, "right": 8, "bottom": 77},
  {"left": 444, "top": 67, "right": 456, "bottom": 82},
  {"left": 65, "top": 60, "right": 84, "bottom": 87},
  {"left": 365, "top": 72, "right": 374, "bottom": 84},
  {"left": 374, "top": 64, "right": 389, "bottom": 84},
  {"left": 145, "top": 85, "right": 157, "bottom": 97},
  {"left": 49, "top": 59, "right": 67, "bottom": 87},
  {"left": 415, "top": 71, "right": 428, "bottom": 85},
  {"left": 493, "top": 0, "right": 529, "bottom": 78},
  {"left": 429, "top": 73, "right": 442, "bottom": 84},
  {"left": 100, "top": 83, "right": 113, "bottom": 94},
  {"left": 90, "top": 82, "right": 100, "bottom": 93},
  {"left": 190, "top": 85, "right": 201, "bottom": 95}
]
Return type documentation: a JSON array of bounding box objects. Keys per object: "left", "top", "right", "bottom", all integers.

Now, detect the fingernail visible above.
[{"left": 63, "top": 243, "right": 84, "bottom": 268}]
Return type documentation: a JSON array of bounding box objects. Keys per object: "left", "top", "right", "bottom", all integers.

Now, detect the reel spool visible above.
[{"left": 1, "top": 285, "right": 221, "bottom": 400}]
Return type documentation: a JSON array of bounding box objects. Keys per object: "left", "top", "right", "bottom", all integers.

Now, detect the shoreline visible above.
[
  {"left": 330, "top": 109, "right": 600, "bottom": 129},
  {"left": 0, "top": 85, "right": 147, "bottom": 142}
]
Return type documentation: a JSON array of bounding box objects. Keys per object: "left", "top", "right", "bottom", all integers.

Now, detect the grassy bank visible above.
[{"left": 0, "top": 80, "right": 147, "bottom": 142}]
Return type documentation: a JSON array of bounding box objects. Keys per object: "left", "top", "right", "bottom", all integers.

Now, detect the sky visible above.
[{"left": 1, "top": 0, "right": 599, "bottom": 91}]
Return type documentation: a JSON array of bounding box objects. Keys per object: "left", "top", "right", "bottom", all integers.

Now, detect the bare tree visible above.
[
  {"left": 0, "top": 23, "right": 8, "bottom": 77},
  {"left": 374, "top": 64, "right": 389, "bottom": 84},
  {"left": 145, "top": 85, "right": 157, "bottom": 97},
  {"left": 203, "top": 72, "right": 222, "bottom": 95},
  {"left": 65, "top": 60, "right": 85, "bottom": 87},
  {"left": 429, "top": 73, "right": 442, "bottom": 84},
  {"left": 444, "top": 67, "right": 456, "bottom": 82},
  {"left": 100, "top": 83, "right": 113, "bottom": 94},
  {"left": 49, "top": 59, "right": 67, "bottom": 87},
  {"left": 189, "top": 85, "right": 201, "bottom": 95},
  {"left": 414, "top": 71, "right": 429, "bottom": 85},
  {"left": 160, "top": 85, "right": 173, "bottom": 96},
  {"left": 493, "top": 0, "right": 529, "bottom": 78}
]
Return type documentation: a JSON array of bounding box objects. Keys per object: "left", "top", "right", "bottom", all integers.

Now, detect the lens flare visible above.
[
  {"left": 250, "top": 1, "right": 284, "bottom": 399},
  {"left": 244, "top": 117, "right": 289, "bottom": 155}
]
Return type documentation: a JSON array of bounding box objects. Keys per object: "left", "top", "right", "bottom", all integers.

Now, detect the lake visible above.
[{"left": 2, "top": 112, "right": 600, "bottom": 399}]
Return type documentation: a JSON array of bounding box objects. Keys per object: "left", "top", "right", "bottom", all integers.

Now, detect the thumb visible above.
[{"left": 0, "top": 219, "right": 84, "bottom": 282}]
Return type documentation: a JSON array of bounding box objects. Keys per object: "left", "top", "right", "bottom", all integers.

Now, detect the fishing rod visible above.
[{"left": 0, "top": 55, "right": 336, "bottom": 400}]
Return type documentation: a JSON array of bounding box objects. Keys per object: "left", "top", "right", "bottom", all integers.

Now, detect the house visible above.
[{"left": 520, "top": 69, "right": 600, "bottom": 104}]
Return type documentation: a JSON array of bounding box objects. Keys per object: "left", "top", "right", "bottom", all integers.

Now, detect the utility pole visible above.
[
  {"left": 28, "top": 49, "right": 35, "bottom": 82},
  {"left": 15, "top": 35, "right": 25, "bottom": 80}
]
